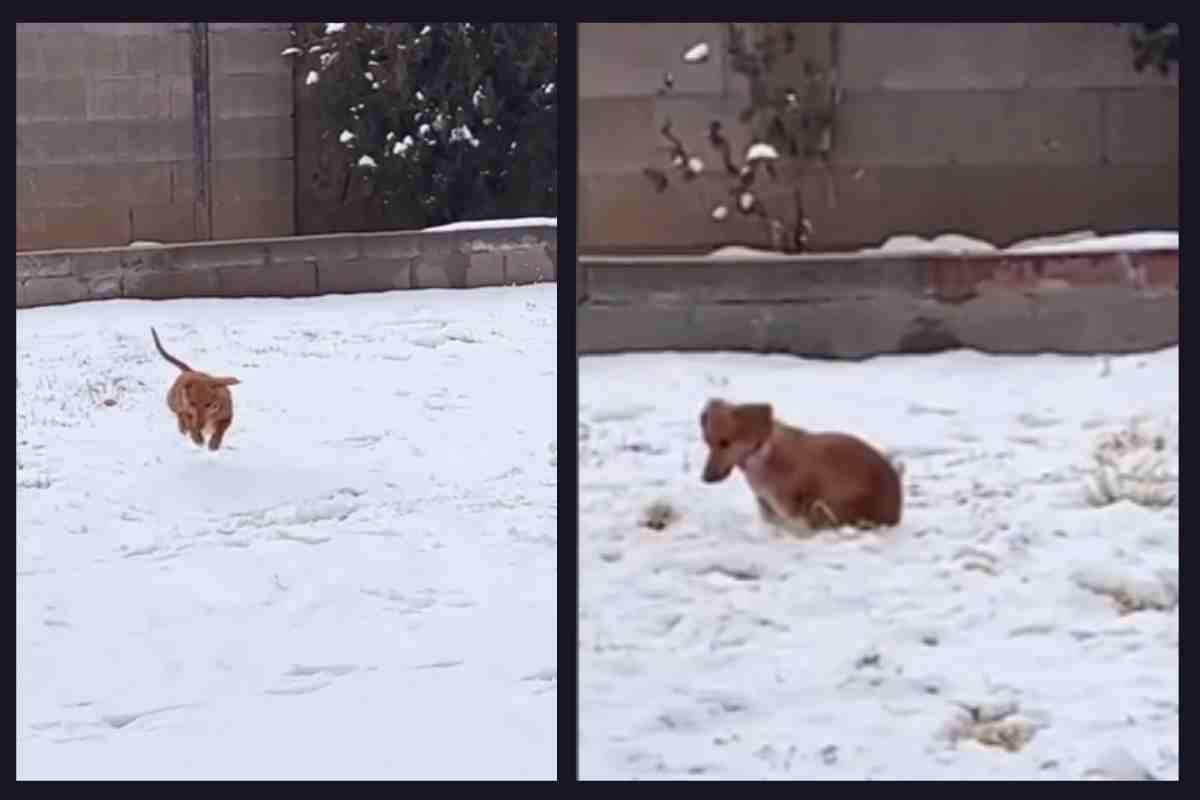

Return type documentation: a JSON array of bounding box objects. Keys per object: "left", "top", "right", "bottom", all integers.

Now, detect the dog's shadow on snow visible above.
[{"left": 152, "top": 449, "right": 346, "bottom": 515}]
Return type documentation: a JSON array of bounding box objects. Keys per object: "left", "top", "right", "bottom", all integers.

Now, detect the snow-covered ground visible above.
[
  {"left": 17, "top": 286, "right": 557, "bottom": 779},
  {"left": 579, "top": 348, "right": 1178, "bottom": 779}
]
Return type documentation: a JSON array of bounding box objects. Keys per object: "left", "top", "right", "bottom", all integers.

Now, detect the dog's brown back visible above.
[{"left": 782, "top": 428, "right": 902, "bottom": 527}]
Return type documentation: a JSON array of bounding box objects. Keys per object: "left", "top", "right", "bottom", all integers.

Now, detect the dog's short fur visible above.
[
  {"left": 151, "top": 327, "right": 239, "bottom": 451},
  {"left": 700, "top": 398, "right": 902, "bottom": 531}
]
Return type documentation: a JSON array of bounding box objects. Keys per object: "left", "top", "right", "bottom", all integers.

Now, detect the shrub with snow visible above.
[
  {"left": 286, "top": 23, "right": 557, "bottom": 230},
  {"left": 642, "top": 24, "right": 824, "bottom": 253}
]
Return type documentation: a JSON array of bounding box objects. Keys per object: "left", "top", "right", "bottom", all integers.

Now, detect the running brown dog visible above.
[{"left": 151, "top": 327, "right": 240, "bottom": 451}]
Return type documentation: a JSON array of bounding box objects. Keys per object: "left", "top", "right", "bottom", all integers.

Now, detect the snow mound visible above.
[
  {"left": 867, "top": 233, "right": 998, "bottom": 255},
  {"left": 1071, "top": 564, "right": 1179, "bottom": 614},
  {"left": 1084, "top": 415, "right": 1178, "bottom": 509},
  {"left": 1010, "top": 231, "right": 1178, "bottom": 255},
  {"left": 705, "top": 245, "right": 795, "bottom": 260}
]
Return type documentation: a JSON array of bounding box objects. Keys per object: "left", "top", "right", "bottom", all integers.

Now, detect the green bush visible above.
[
  {"left": 1120, "top": 23, "right": 1179, "bottom": 76},
  {"left": 288, "top": 23, "right": 557, "bottom": 229}
]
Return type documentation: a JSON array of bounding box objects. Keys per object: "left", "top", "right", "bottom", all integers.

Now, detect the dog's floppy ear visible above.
[
  {"left": 210, "top": 377, "right": 241, "bottom": 387},
  {"left": 736, "top": 403, "right": 773, "bottom": 438}
]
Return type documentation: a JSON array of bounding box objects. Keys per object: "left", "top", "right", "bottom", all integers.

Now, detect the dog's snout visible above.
[{"left": 701, "top": 459, "right": 729, "bottom": 483}]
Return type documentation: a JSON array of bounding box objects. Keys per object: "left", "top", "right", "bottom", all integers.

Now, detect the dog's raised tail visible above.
[{"left": 150, "top": 327, "right": 192, "bottom": 372}]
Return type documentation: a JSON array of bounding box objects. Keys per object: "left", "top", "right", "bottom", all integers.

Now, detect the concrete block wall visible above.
[
  {"left": 16, "top": 225, "right": 556, "bottom": 309},
  {"left": 18, "top": 23, "right": 193, "bottom": 250},
  {"left": 579, "top": 23, "right": 1178, "bottom": 254},
  {"left": 577, "top": 248, "right": 1178, "bottom": 357},
  {"left": 208, "top": 22, "right": 295, "bottom": 240},
  {"left": 17, "top": 22, "right": 295, "bottom": 252}
]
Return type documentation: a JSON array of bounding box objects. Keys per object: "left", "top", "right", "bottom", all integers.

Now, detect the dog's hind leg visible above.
[{"left": 808, "top": 498, "right": 841, "bottom": 529}]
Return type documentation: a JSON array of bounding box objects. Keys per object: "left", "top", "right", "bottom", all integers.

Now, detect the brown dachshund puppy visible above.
[
  {"left": 700, "top": 399, "right": 902, "bottom": 532},
  {"left": 151, "top": 327, "right": 240, "bottom": 451}
]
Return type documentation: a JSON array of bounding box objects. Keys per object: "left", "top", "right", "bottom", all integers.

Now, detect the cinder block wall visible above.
[
  {"left": 579, "top": 23, "right": 1179, "bottom": 254},
  {"left": 207, "top": 23, "right": 295, "bottom": 241},
  {"left": 16, "top": 22, "right": 295, "bottom": 252}
]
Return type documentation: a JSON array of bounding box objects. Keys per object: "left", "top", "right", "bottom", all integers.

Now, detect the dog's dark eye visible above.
[{"left": 718, "top": 438, "right": 730, "bottom": 449}]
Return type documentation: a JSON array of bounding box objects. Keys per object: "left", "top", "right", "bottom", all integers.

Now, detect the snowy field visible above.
[
  {"left": 579, "top": 347, "right": 1178, "bottom": 779},
  {"left": 17, "top": 285, "right": 557, "bottom": 779}
]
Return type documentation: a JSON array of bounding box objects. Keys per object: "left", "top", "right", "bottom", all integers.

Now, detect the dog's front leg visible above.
[
  {"left": 207, "top": 417, "right": 231, "bottom": 451},
  {"left": 770, "top": 490, "right": 811, "bottom": 524},
  {"left": 188, "top": 414, "right": 205, "bottom": 446},
  {"left": 756, "top": 495, "right": 782, "bottom": 524}
]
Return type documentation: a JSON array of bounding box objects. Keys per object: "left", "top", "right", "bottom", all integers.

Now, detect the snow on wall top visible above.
[
  {"left": 704, "top": 230, "right": 1178, "bottom": 259},
  {"left": 422, "top": 217, "right": 557, "bottom": 233}
]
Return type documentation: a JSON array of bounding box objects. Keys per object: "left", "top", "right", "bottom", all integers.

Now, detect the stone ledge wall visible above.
[
  {"left": 17, "top": 225, "right": 556, "bottom": 308},
  {"left": 577, "top": 249, "right": 1177, "bottom": 357}
]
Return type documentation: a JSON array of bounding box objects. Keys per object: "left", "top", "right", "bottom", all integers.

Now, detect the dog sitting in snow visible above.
[
  {"left": 699, "top": 398, "right": 902, "bottom": 532},
  {"left": 151, "top": 327, "right": 240, "bottom": 451}
]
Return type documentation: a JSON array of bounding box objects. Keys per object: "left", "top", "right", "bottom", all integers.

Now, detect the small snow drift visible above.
[
  {"left": 1071, "top": 564, "right": 1179, "bottom": 615},
  {"left": 863, "top": 233, "right": 997, "bottom": 255},
  {"left": 936, "top": 701, "right": 1042, "bottom": 753},
  {"left": 745, "top": 142, "right": 780, "bottom": 162},
  {"left": 1084, "top": 414, "right": 1178, "bottom": 510}
]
